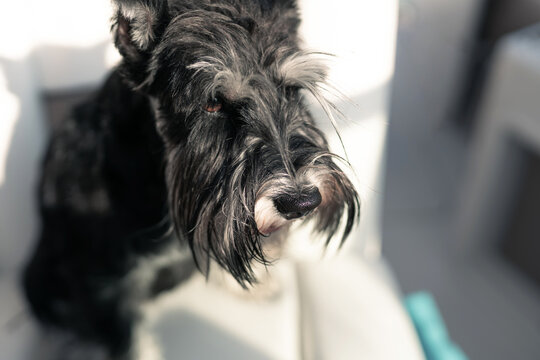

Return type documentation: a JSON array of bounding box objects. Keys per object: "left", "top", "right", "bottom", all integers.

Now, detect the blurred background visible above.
[
  {"left": 385, "top": 0, "right": 540, "bottom": 358},
  {"left": 1, "top": 0, "right": 540, "bottom": 359}
]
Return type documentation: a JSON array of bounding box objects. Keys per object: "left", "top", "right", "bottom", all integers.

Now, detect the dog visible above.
[{"left": 22, "top": 0, "right": 359, "bottom": 358}]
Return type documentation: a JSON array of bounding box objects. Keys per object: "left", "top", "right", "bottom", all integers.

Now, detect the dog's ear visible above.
[
  {"left": 113, "top": 0, "right": 169, "bottom": 56},
  {"left": 112, "top": 0, "right": 169, "bottom": 87}
]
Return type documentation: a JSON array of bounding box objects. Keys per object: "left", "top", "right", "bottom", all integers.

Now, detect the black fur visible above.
[{"left": 23, "top": 0, "right": 359, "bottom": 358}]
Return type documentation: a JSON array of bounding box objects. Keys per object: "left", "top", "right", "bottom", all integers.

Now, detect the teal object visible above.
[{"left": 404, "top": 292, "right": 468, "bottom": 360}]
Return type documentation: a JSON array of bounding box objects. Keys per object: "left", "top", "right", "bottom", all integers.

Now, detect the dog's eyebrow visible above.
[
  {"left": 277, "top": 53, "right": 329, "bottom": 88},
  {"left": 188, "top": 60, "right": 256, "bottom": 102},
  {"left": 186, "top": 53, "right": 329, "bottom": 103}
]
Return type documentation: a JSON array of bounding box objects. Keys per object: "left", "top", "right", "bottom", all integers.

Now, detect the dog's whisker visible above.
[{"left": 305, "top": 85, "right": 351, "bottom": 164}]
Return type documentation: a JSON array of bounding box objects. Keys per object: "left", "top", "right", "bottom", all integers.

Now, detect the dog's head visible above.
[{"left": 112, "top": 0, "right": 359, "bottom": 285}]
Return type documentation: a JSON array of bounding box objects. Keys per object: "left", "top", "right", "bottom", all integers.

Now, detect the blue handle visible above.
[{"left": 405, "top": 292, "right": 468, "bottom": 360}]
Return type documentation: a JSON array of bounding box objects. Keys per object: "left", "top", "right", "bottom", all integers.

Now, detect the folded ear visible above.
[{"left": 112, "top": 0, "right": 169, "bottom": 87}]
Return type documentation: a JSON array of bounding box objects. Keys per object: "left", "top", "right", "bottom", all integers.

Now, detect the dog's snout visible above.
[{"left": 273, "top": 188, "right": 322, "bottom": 220}]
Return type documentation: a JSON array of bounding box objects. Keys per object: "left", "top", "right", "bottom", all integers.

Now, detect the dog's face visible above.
[{"left": 113, "top": 0, "right": 358, "bottom": 284}]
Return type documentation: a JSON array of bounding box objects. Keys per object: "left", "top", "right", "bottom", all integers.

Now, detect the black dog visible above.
[{"left": 23, "top": 0, "right": 359, "bottom": 358}]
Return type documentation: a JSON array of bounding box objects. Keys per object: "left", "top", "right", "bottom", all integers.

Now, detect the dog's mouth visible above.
[
  {"left": 258, "top": 221, "right": 291, "bottom": 237},
  {"left": 256, "top": 217, "right": 289, "bottom": 237},
  {"left": 259, "top": 224, "right": 284, "bottom": 237}
]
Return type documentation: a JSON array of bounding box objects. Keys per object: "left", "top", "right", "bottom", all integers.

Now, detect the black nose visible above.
[{"left": 273, "top": 188, "right": 322, "bottom": 220}]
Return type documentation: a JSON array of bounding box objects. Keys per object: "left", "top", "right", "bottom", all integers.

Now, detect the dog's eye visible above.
[
  {"left": 284, "top": 85, "right": 301, "bottom": 97},
  {"left": 204, "top": 97, "right": 223, "bottom": 113}
]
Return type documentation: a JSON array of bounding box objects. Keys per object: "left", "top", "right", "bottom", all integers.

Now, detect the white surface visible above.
[
  {"left": 0, "top": 69, "right": 19, "bottom": 185},
  {"left": 0, "top": 57, "right": 45, "bottom": 272},
  {"left": 298, "top": 256, "right": 425, "bottom": 360},
  {"left": 148, "top": 261, "right": 300, "bottom": 360},
  {"left": 0, "top": 0, "right": 115, "bottom": 90}
]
